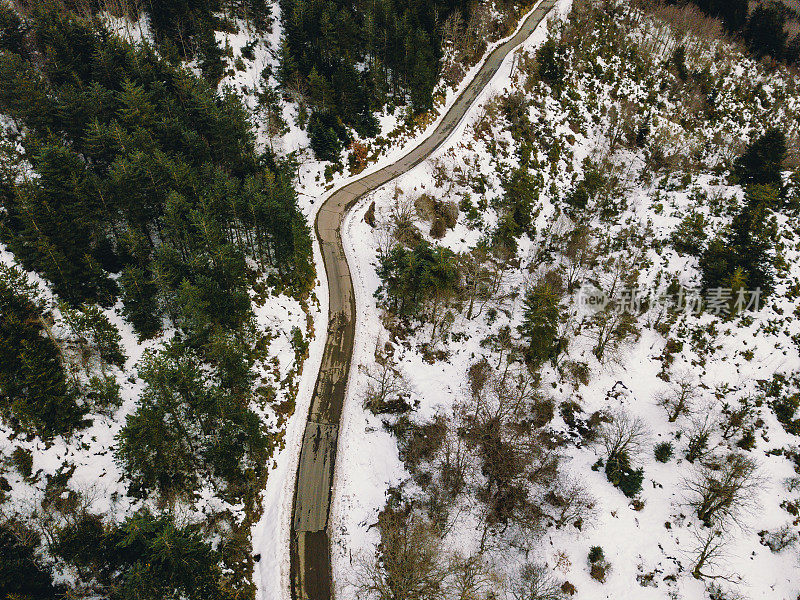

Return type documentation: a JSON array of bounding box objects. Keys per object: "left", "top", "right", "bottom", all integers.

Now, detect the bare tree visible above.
[
  {"left": 598, "top": 410, "right": 649, "bottom": 464},
  {"left": 589, "top": 305, "right": 639, "bottom": 362},
  {"left": 361, "top": 345, "right": 410, "bottom": 415},
  {"left": 353, "top": 509, "right": 449, "bottom": 600},
  {"left": 559, "top": 224, "right": 596, "bottom": 292},
  {"left": 656, "top": 372, "right": 698, "bottom": 422},
  {"left": 460, "top": 248, "right": 495, "bottom": 320},
  {"left": 687, "top": 526, "right": 735, "bottom": 582},
  {"left": 450, "top": 553, "right": 495, "bottom": 600},
  {"left": 375, "top": 219, "right": 396, "bottom": 262},
  {"left": 461, "top": 366, "right": 561, "bottom": 548},
  {"left": 685, "top": 453, "right": 761, "bottom": 527},
  {"left": 391, "top": 194, "right": 420, "bottom": 246},
  {"left": 508, "top": 563, "right": 564, "bottom": 600},
  {"left": 684, "top": 415, "right": 716, "bottom": 463},
  {"left": 437, "top": 428, "right": 474, "bottom": 504},
  {"left": 542, "top": 475, "right": 596, "bottom": 529}
]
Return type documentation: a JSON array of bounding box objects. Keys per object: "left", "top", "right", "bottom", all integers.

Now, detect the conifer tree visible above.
[
  {"left": 733, "top": 128, "right": 787, "bottom": 189},
  {"left": 744, "top": 3, "right": 788, "bottom": 59},
  {"left": 518, "top": 281, "right": 564, "bottom": 367}
]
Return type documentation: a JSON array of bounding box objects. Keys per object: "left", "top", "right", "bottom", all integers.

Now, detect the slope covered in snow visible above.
[{"left": 330, "top": 1, "right": 800, "bottom": 598}]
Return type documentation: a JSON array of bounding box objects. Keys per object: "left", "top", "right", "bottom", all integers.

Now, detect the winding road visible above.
[{"left": 290, "top": 2, "right": 558, "bottom": 598}]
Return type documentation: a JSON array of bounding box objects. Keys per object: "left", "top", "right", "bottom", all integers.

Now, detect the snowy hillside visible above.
[{"left": 331, "top": 2, "right": 800, "bottom": 599}]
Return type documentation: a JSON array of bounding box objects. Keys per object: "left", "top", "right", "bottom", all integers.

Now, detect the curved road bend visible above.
[{"left": 290, "top": 1, "right": 558, "bottom": 598}]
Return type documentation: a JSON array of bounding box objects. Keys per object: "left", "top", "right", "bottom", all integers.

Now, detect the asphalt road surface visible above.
[{"left": 290, "top": 1, "right": 558, "bottom": 598}]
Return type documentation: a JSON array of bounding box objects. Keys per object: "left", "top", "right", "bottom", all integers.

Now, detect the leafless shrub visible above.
[
  {"left": 460, "top": 366, "right": 563, "bottom": 543},
  {"left": 374, "top": 219, "right": 396, "bottom": 262},
  {"left": 684, "top": 453, "right": 761, "bottom": 527},
  {"left": 559, "top": 224, "right": 597, "bottom": 293},
  {"left": 656, "top": 372, "right": 698, "bottom": 422},
  {"left": 438, "top": 433, "right": 472, "bottom": 502},
  {"left": 391, "top": 194, "right": 421, "bottom": 247},
  {"left": 400, "top": 416, "right": 448, "bottom": 473},
  {"left": 352, "top": 507, "right": 449, "bottom": 600},
  {"left": 760, "top": 525, "right": 797, "bottom": 552},
  {"left": 508, "top": 563, "right": 564, "bottom": 600},
  {"left": 450, "top": 553, "right": 497, "bottom": 600},
  {"left": 467, "top": 358, "right": 492, "bottom": 400},
  {"left": 687, "top": 526, "right": 733, "bottom": 582},
  {"left": 598, "top": 410, "right": 649, "bottom": 464},
  {"left": 361, "top": 346, "right": 411, "bottom": 415},
  {"left": 414, "top": 194, "right": 459, "bottom": 239},
  {"left": 587, "top": 308, "right": 639, "bottom": 362},
  {"left": 460, "top": 247, "right": 503, "bottom": 319},
  {"left": 583, "top": 254, "right": 643, "bottom": 361},
  {"left": 542, "top": 475, "right": 596, "bottom": 529},
  {"left": 415, "top": 194, "right": 438, "bottom": 222}
]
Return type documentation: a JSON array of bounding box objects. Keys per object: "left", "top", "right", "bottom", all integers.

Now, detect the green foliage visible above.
[
  {"left": 10, "top": 446, "right": 33, "bottom": 479},
  {"left": 290, "top": 325, "right": 308, "bottom": 362},
  {"left": 744, "top": 3, "right": 789, "bottom": 60},
  {"left": 670, "top": 211, "right": 707, "bottom": 256},
  {"left": 119, "top": 265, "right": 162, "bottom": 338},
  {"left": 654, "top": 441, "right": 674, "bottom": 463},
  {"left": 700, "top": 184, "right": 778, "bottom": 297},
  {"left": 733, "top": 128, "right": 787, "bottom": 188},
  {"left": 86, "top": 375, "right": 123, "bottom": 413},
  {"left": 685, "top": 0, "right": 748, "bottom": 31},
  {"left": 61, "top": 303, "right": 126, "bottom": 368},
  {"left": 605, "top": 452, "right": 644, "bottom": 498},
  {"left": 686, "top": 428, "right": 710, "bottom": 463},
  {"left": 377, "top": 241, "right": 460, "bottom": 318},
  {"left": 0, "top": 9, "right": 312, "bottom": 340},
  {"left": 308, "top": 110, "right": 349, "bottom": 161},
  {"left": 0, "top": 265, "right": 126, "bottom": 435},
  {"left": 518, "top": 280, "right": 564, "bottom": 367},
  {"left": 588, "top": 546, "right": 605, "bottom": 563},
  {"left": 767, "top": 380, "right": 800, "bottom": 436},
  {"left": 681, "top": 0, "right": 794, "bottom": 62},
  {"left": 567, "top": 169, "right": 606, "bottom": 210},
  {"left": 0, "top": 521, "right": 63, "bottom": 600},
  {"left": 760, "top": 374, "right": 800, "bottom": 435},
  {"left": 772, "top": 394, "right": 799, "bottom": 430},
  {"left": 671, "top": 46, "right": 688, "bottom": 81},
  {"left": 788, "top": 170, "right": 800, "bottom": 211},
  {"left": 0, "top": 273, "right": 85, "bottom": 436},
  {"left": 536, "top": 37, "right": 567, "bottom": 93},
  {"left": 116, "top": 341, "right": 271, "bottom": 502},
  {"left": 54, "top": 511, "right": 233, "bottom": 600},
  {"left": 0, "top": 3, "right": 28, "bottom": 56},
  {"left": 278, "top": 0, "right": 471, "bottom": 129},
  {"left": 501, "top": 167, "right": 540, "bottom": 235}
]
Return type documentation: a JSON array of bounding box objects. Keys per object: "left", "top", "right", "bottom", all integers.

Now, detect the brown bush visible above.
[{"left": 590, "top": 563, "right": 607, "bottom": 583}]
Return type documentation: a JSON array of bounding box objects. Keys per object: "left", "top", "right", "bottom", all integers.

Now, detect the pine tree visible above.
[
  {"left": 733, "top": 127, "right": 787, "bottom": 189},
  {"left": 0, "top": 8, "right": 312, "bottom": 341},
  {"left": 700, "top": 184, "right": 778, "bottom": 297},
  {"left": 518, "top": 281, "right": 564, "bottom": 367},
  {"left": 117, "top": 342, "right": 270, "bottom": 501},
  {"left": 0, "top": 277, "right": 85, "bottom": 436},
  {"left": 744, "top": 3, "right": 788, "bottom": 59},
  {"left": 698, "top": 0, "right": 749, "bottom": 31},
  {"left": 309, "top": 110, "right": 345, "bottom": 161},
  {"left": 728, "top": 184, "right": 778, "bottom": 294},
  {"left": 1, "top": 523, "right": 63, "bottom": 600}
]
